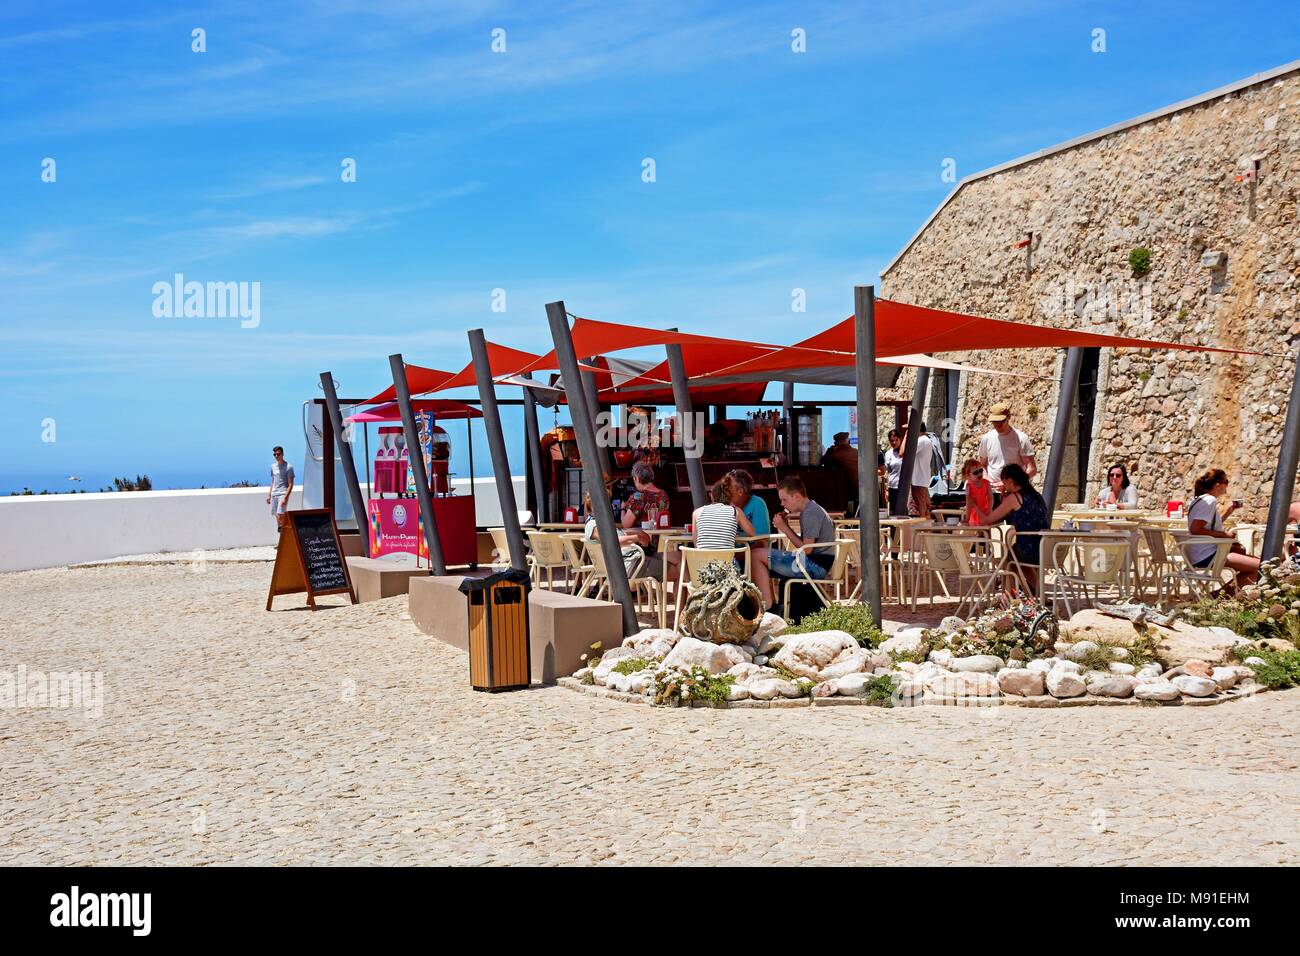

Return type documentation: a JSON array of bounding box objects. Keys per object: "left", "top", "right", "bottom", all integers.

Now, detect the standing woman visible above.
[
  {"left": 976, "top": 463, "right": 1049, "bottom": 594},
  {"left": 1095, "top": 462, "right": 1138, "bottom": 509},
  {"left": 1187, "top": 468, "right": 1259, "bottom": 590},
  {"left": 882, "top": 429, "right": 903, "bottom": 514}
]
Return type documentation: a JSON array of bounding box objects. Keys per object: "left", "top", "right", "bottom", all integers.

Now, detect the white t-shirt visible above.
[
  {"left": 1185, "top": 494, "right": 1222, "bottom": 565},
  {"left": 1096, "top": 482, "right": 1138, "bottom": 508},
  {"left": 978, "top": 427, "right": 1035, "bottom": 487},
  {"left": 912, "top": 434, "right": 936, "bottom": 486},
  {"left": 884, "top": 448, "right": 903, "bottom": 490}
]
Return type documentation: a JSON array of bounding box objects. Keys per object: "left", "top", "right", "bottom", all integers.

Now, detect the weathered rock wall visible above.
[{"left": 882, "top": 70, "right": 1300, "bottom": 519}]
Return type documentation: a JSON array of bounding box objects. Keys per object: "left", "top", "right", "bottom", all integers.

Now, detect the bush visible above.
[
  {"left": 611, "top": 657, "right": 651, "bottom": 676},
  {"left": 1128, "top": 246, "right": 1152, "bottom": 276},
  {"left": 1232, "top": 645, "right": 1300, "bottom": 690},
  {"left": 653, "top": 666, "right": 734, "bottom": 706},
  {"left": 863, "top": 674, "right": 896, "bottom": 707},
  {"left": 784, "top": 604, "right": 884, "bottom": 648}
]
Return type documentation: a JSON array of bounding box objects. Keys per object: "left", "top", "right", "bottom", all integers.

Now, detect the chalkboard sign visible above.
[{"left": 266, "top": 508, "right": 357, "bottom": 610}]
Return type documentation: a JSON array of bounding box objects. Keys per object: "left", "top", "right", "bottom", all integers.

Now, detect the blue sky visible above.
[{"left": 2, "top": 0, "right": 1295, "bottom": 494}]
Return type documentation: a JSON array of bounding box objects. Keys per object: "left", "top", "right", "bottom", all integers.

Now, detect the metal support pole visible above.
[
  {"left": 854, "top": 286, "right": 883, "bottom": 626},
  {"left": 1263, "top": 350, "right": 1300, "bottom": 559},
  {"left": 388, "top": 353, "right": 447, "bottom": 575},
  {"left": 581, "top": 365, "right": 612, "bottom": 476},
  {"left": 666, "top": 341, "right": 707, "bottom": 509},
  {"left": 547, "top": 301, "right": 638, "bottom": 635},
  {"left": 319, "top": 372, "right": 371, "bottom": 557},
  {"left": 1042, "top": 347, "right": 1085, "bottom": 515},
  {"left": 468, "top": 329, "right": 527, "bottom": 571},
  {"left": 521, "top": 372, "right": 548, "bottom": 525},
  {"left": 782, "top": 382, "right": 795, "bottom": 462},
  {"left": 893, "top": 367, "right": 931, "bottom": 516}
]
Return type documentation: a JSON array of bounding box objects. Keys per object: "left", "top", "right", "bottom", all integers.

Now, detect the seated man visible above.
[{"left": 768, "top": 476, "right": 836, "bottom": 597}]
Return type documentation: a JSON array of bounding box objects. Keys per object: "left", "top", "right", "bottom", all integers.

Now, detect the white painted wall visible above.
[{"left": 0, "top": 477, "right": 529, "bottom": 573}]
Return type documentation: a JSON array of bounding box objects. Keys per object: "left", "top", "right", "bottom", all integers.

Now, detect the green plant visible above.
[
  {"left": 1176, "top": 306, "right": 1189, "bottom": 321},
  {"left": 579, "top": 642, "right": 604, "bottom": 682},
  {"left": 1071, "top": 640, "right": 1124, "bottom": 673},
  {"left": 1178, "top": 558, "right": 1300, "bottom": 644},
  {"left": 1137, "top": 370, "right": 1152, "bottom": 382},
  {"left": 1128, "top": 246, "right": 1152, "bottom": 277},
  {"left": 1231, "top": 645, "right": 1300, "bottom": 689},
  {"left": 888, "top": 648, "right": 927, "bottom": 665},
  {"left": 863, "top": 674, "right": 896, "bottom": 707},
  {"left": 652, "top": 665, "right": 735, "bottom": 706},
  {"left": 784, "top": 604, "right": 884, "bottom": 648},
  {"left": 770, "top": 664, "right": 817, "bottom": 696},
  {"left": 611, "top": 657, "right": 652, "bottom": 676},
  {"left": 1026, "top": 403, "right": 1040, "bottom": 420}
]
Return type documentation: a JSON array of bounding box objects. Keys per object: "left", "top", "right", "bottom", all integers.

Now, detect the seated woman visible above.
[
  {"left": 1187, "top": 468, "right": 1259, "bottom": 590},
  {"left": 975, "top": 463, "right": 1049, "bottom": 594},
  {"left": 690, "top": 474, "right": 759, "bottom": 587},
  {"left": 1095, "top": 462, "right": 1138, "bottom": 509},
  {"left": 960, "top": 458, "right": 992, "bottom": 525},
  {"left": 619, "top": 461, "right": 678, "bottom": 582},
  {"left": 727, "top": 468, "right": 773, "bottom": 610}
]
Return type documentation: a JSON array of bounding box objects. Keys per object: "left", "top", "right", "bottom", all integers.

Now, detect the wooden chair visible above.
[
  {"left": 526, "top": 530, "right": 568, "bottom": 590},
  {"left": 674, "top": 546, "right": 750, "bottom": 624},
  {"left": 1137, "top": 525, "right": 1174, "bottom": 602},
  {"left": 780, "top": 539, "right": 856, "bottom": 612}
]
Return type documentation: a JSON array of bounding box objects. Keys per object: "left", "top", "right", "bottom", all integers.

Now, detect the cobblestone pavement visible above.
[{"left": 3, "top": 563, "right": 1298, "bottom": 866}]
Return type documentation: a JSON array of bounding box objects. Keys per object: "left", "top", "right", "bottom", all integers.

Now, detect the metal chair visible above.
[
  {"left": 1168, "top": 536, "right": 1234, "bottom": 600},
  {"left": 525, "top": 530, "right": 568, "bottom": 590},
  {"left": 1047, "top": 539, "right": 1133, "bottom": 617},
  {"left": 779, "top": 539, "right": 856, "bottom": 612}
]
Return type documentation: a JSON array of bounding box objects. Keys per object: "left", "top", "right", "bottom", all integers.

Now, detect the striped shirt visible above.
[{"left": 694, "top": 503, "right": 739, "bottom": 550}]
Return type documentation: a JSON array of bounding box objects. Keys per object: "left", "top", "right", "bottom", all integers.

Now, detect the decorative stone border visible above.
[{"left": 555, "top": 676, "right": 1271, "bottom": 710}]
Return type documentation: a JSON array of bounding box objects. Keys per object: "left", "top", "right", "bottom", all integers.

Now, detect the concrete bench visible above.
[
  {"left": 346, "top": 556, "right": 430, "bottom": 603},
  {"left": 408, "top": 576, "right": 624, "bottom": 684}
]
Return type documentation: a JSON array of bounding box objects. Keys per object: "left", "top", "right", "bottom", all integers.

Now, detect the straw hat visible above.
[{"left": 988, "top": 402, "right": 1011, "bottom": 423}]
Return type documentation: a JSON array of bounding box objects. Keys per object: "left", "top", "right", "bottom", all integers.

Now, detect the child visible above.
[{"left": 962, "top": 459, "right": 993, "bottom": 525}]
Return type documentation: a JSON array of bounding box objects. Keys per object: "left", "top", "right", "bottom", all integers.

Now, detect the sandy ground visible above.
[{"left": 2, "top": 559, "right": 1298, "bottom": 866}]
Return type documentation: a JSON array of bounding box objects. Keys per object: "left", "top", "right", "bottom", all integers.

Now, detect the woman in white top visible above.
[
  {"left": 1186, "top": 468, "right": 1258, "bottom": 590},
  {"left": 883, "top": 429, "right": 904, "bottom": 513},
  {"left": 692, "top": 475, "right": 755, "bottom": 547},
  {"left": 1094, "top": 462, "right": 1139, "bottom": 509}
]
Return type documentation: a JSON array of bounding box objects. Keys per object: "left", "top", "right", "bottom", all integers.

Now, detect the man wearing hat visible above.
[{"left": 977, "top": 402, "right": 1037, "bottom": 493}]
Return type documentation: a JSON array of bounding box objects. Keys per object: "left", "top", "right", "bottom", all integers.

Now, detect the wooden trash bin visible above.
[{"left": 458, "top": 569, "right": 532, "bottom": 692}]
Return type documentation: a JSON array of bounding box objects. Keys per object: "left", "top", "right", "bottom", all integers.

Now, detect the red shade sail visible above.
[
  {"left": 363, "top": 364, "right": 456, "bottom": 405},
  {"left": 344, "top": 399, "right": 483, "bottom": 423}
]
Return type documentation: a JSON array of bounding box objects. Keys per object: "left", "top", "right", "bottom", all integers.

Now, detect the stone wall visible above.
[{"left": 881, "top": 68, "right": 1300, "bottom": 520}]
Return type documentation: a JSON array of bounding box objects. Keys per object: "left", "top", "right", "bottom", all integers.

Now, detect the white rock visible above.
[
  {"left": 1111, "top": 646, "right": 1130, "bottom": 660},
  {"left": 726, "top": 683, "right": 750, "bottom": 701},
  {"left": 1002, "top": 658, "right": 1026, "bottom": 669},
  {"left": 997, "top": 668, "right": 1045, "bottom": 697},
  {"left": 896, "top": 680, "right": 924, "bottom": 699},
  {"left": 748, "top": 678, "right": 802, "bottom": 701},
  {"left": 627, "top": 673, "right": 652, "bottom": 694},
  {"left": 753, "top": 654, "right": 769, "bottom": 666},
  {"left": 1172, "top": 675, "right": 1218, "bottom": 698},
  {"left": 1210, "top": 666, "right": 1241, "bottom": 690},
  {"left": 896, "top": 661, "right": 920, "bottom": 674},
  {"left": 1137, "top": 663, "right": 1164, "bottom": 678},
  {"left": 811, "top": 680, "right": 837, "bottom": 698},
  {"left": 1046, "top": 669, "right": 1087, "bottom": 698},
  {"left": 771, "top": 631, "right": 863, "bottom": 680},
  {"left": 624, "top": 627, "right": 677, "bottom": 653},
  {"left": 949, "top": 654, "right": 1004, "bottom": 673},
  {"left": 929, "top": 648, "right": 955, "bottom": 666},
  {"left": 717, "top": 643, "right": 751, "bottom": 669},
  {"left": 755, "top": 612, "right": 787, "bottom": 640},
  {"left": 1133, "top": 681, "right": 1181, "bottom": 702},
  {"left": 726, "top": 662, "right": 763, "bottom": 684},
  {"left": 925, "top": 672, "right": 1000, "bottom": 697},
  {"left": 1243, "top": 656, "right": 1266, "bottom": 667},
  {"left": 835, "top": 673, "right": 872, "bottom": 696},
  {"left": 1065, "top": 640, "right": 1099, "bottom": 662},
  {"left": 1107, "top": 662, "right": 1137, "bottom": 675},
  {"left": 606, "top": 672, "right": 632, "bottom": 693},
  {"left": 1026, "top": 659, "right": 1054, "bottom": 674},
  {"left": 661, "top": 637, "right": 739, "bottom": 676},
  {"left": 914, "top": 661, "right": 953, "bottom": 683},
  {"left": 936, "top": 615, "right": 966, "bottom": 634},
  {"left": 1053, "top": 659, "right": 1083, "bottom": 674},
  {"left": 818, "top": 647, "right": 876, "bottom": 680},
  {"left": 1055, "top": 641, "right": 1074, "bottom": 656},
  {"left": 879, "top": 628, "right": 929, "bottom": 656},
  {"left": 1086, "top": 673, "right": 1137, "bottom": 698},
  {"left": 573, "top": 667, "right": 593, "bottom": 681}
]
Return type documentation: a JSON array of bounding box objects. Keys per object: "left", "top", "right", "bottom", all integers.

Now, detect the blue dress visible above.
[{"left": 1007, "top": 491, "right": 1050, "bottom": 564}]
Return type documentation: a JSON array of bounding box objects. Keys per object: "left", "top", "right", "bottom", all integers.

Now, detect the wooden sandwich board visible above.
[{"left": 266, "top": 508, "right": 358, "bottom": 610}]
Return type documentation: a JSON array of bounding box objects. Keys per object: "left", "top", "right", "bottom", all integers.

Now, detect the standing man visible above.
[
  {"left": 906, "top": 421, "right": 937, "bottom": 519},
  {"left": 820, "top": 431, "right": 860, "bottom": 515},
  {"left": 977, "top": 402, "right": 1038, "bottom": 493},
  {"left": 268, "top": 446, "right": 295, "bottom": 532}
]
